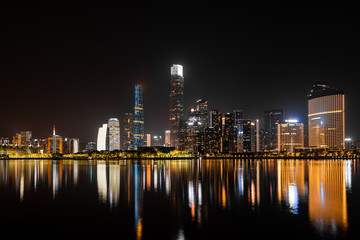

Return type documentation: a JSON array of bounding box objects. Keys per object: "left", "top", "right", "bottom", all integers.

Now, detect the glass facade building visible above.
[
  {"left": 122, "top": 112, "right": 134, "bottom": 150},
  {"left": 134, "top": 85, "right": 144, "bottom": 150},
  {"left": 169, "top": 64, "right": 185, "bottom": 150},
  {"left": 264, "top": 109, "right": 285, "bottom": 150},
  {"left": 97, "top": 123, "right": 108, "bottom": 151},
  {"left": 277, "top": 120, "right": 304, "bottom": 153},
  {"left": 308, "top": 83, "right": 345, "bottom": 150},
  {"left": 108, "top": 118, "right": 120, "bottom": 151}
]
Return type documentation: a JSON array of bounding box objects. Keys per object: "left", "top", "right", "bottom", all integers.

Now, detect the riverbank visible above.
[{"left": 1, "top": 155, "right": 359, "bottom": 160}]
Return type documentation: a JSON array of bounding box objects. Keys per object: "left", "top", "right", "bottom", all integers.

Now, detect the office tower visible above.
[
  {"left": 308, "top": 83, "right": 345, "bottom": 150},
  {"left": 223, "top": 112, "right": 236, "bottom": 153},
  {"left": 12, "top": 133, "right": 21, "bottom": 145},
  {"left": 196, "top": 99, "right": 209, "bottom": 128},
  {"left": 255, "top": 119, "right": 260, "bottom": 152},
  {"left": 277, "top": 120, "right": 304, "bottom": 153},
  {"left": 146, "top": 134, "right": 151, "bottom": 147},
  {"left": 153, "top": 136, "right": 162, "bottom": 146},
  {"left": 63, "top": 137, "right": 70, "bottom": 154},
  {"left": 108, "top": 118, "right": 120, "bottom": 151},
  {"left": 33, "top": 138, "right": 47, "bottom": 154},
  {"left": 63, "top": 137, "right": 79, "bottom": 154},
  {"left": 345, "top": 138, "right": 356, "bottom": 151},
  {"left": 20, "top": 131, "right": 32, "bottom": 146},
  {"left": 165, "top": 130, "right": 171, "bottom": 147},
  {"left": 234, "top": 109, "right": 244, "bottom": 128},
  {"left": 184, "top": 99, "right": 208, "bottom": 154},
  {"left": 134, "top": 85, "right": 144, "bottom": 150},
  {"left": 208, "top": 110, "right": 222, "bottom": 153},
  {"left": 184, "top": 116, "right": 203, "bottom": 154},
  {"left": 204, "top": 127, "right": 216, "bottom": 154},
  {"left": 97, "top": 123, "right": 108, "bottom": 151},
  {"left": 264, "top": 109, "right": 285, "bottom": 150},
  {"left": 71, "top": 138, "right": 80, "bottom": 153},
  {"left": 0, "top": 137, "right": 10, "bottom": 145},
  {"left": 122, "top": 112, "right": 134, "bottom": 150},
  {"left": 169, "top": 64, "right": 185, "bottom": 150},
  {"left": 47, "top": 125, "right": 63, "bottom": 154},
  {"left": 241, "top": 120, "right": 256, "bottom": 153},
  {"left": 85, "top": 142, "right": 97, "bottom": 152}
]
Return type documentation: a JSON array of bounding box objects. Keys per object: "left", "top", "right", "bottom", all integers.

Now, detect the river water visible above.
[{"left": 0, "top": 159, "right": 359, "bottom": 239}]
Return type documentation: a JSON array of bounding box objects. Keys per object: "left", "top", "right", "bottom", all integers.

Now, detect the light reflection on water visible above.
[{"left": 0, "top": 159, "right": 357, "bottom": 239}]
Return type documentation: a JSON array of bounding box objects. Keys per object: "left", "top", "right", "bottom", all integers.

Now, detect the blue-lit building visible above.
[{"left": 134, "top": 85, "right": 144, "bottom": 150}]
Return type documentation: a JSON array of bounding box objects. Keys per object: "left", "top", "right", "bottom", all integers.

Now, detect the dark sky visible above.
[{"left": 1, "top": 2, "right": 360, "bottom": 143}]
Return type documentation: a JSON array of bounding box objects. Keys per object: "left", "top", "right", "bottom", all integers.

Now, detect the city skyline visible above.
[{"left": 1, "top": 3, "right": 360, "bottom": 143}]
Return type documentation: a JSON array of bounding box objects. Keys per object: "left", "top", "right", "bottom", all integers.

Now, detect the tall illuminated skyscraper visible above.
[
  {"left": 134, "top": 85, "right": 144, "bottom": 150},
  {"left": 169, "top": 64, "right": 185, "bottom": 150},
  {"left": 277, "top": 120, "right": 304, "bottom": 153},
  {"left": 308, "top": 83, "right": 345, "bottom": 150},
  {"left": 264, "top": 109, "right": 285, "bottom": 150},
  {"left": 205, "top": 109, "right": 222, "bottom": 153},
  {"left": 165, "top": 130, "right": 171, "bottom": 147},
  {"left": 122, "top": 112, "right": 134, "bottom": 150},
  {"left": 108, "top": 118, "right": 120, "bottom": 151},
  {"left": 97, "top": 123, "right": 108, "bottom": 151},
  {"left": 47, "top": 125, "right": 63, "bottom": 154}
]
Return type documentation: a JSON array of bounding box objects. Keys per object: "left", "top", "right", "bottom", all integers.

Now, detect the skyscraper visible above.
[
  {"left": 241, "top": 120, "right": 256, "bottom": 153},
  {"left": 146, "top": 133, "right": 151, "bottom": 147},
  {"left": 277, "top": 120, "right": 304, "bottom": 153},
  {"left": 108, "top": 118, "right": 120, "bottom": 151},
  {"left": 169, "top": 64, "right": 185, "bottom": 150},
  {"left": 97, "top": 123, "right": 108, "bottom": 151},
  {"left": 223, "top": 112, "right": 237, "bottom": 153},
  {"left": 134, "top": 85, "right": 144, "bottom": 150},
  {"left": 122, "top": 112, "right": 134, "bottom": 150},
  {"left": 165, "top": 130, "right": 171, "bottom": 147},
  {"left": 20, "top": 131, "right": 32, "bottom": 146},
  {"left": 308, "top": 83, "right": 345, "bottom": 150},
  {"left": 47, "top": 125, "right": 63, "bottom": 154},
  {"left": 233, "top": 109, "right": 244, "bottom": 128},
  {"left": 207, "top": 110, "right": 222, "bottom": 153},
  {"left": 264, "top": 109, "right": 285, "bottom": 150},
  {"left": 196, "top": 99, "right": 209, "bottom": 128}
]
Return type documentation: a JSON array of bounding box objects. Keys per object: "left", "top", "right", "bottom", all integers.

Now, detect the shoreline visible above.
[{"left": 1, "top": 156, "right": 359, "bottom": 160}]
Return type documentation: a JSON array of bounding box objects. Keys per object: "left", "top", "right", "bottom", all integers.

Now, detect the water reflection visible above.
[{"left": 0, "top": 159, "right": 357, "bottom": 239}]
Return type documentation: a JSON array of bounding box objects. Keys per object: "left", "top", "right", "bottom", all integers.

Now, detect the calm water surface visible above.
[{"left": 0, "top": 159, "right": 359, "bottom": 239}]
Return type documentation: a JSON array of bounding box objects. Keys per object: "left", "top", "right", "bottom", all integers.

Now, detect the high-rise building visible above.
[
  {"left": 238, "top": 120, "right": 256, "bottom": 153},
  {"left": 184, "top": 99, "right": 208, "bottom": 154},
  {"left": 165, "top": 130, "right": 171, "bottom": 147},
  {"left": 134, "top": 85, "right": 144, "bottom": 150},
  {"left": 146, "top": 134, "right": 151, "bottom": 147},
  {"left": 207, "top": 110, "right": 222, "bottom": 153},
  {"left": 108, "top": 118, "right": 120, "bottom": 151},
  {"left": 264, "top": 109, "right": 285, "bottom": 150},
  {"left": 234, "top": 109, "right": 244, "bottom": 128},
  {"left": 196, "top": 99, "right": 209, "bottom": 128},
  {"left": 223, "top": 112, "right": 237, "bottom": 153},
  {"left": 184, "top": 116, "right": 203, "bottom": 154},
  {"left": 169, "top": 64, "right": 185, "bottom": 150},
  {"left": 63, "top": 137, "right": 80, "bottom": 154},
  {"left": 308, "top": 83, "right": 345, "bottom": 150},
  {"left": 71, "top": 138, "right": 80, "bottom": 153},
  {"left": 278, "top": 120, "right": 304, "bottom": 153},
  {"left": 153, "top": 136, "right": 162, "bottom": 146},
  {"left": 97, "top": 123, "right": 108, "bottom": 151},
  {"left": 20, "top": 131, "right": 32, "bottom": 146},
  {"left": 47, "top": 125, "right": 63, "bottom": 154},
  {"left": 122, "top": 112, "right": 134, "bottom": 150},
  {"left": 12, "top": 133, "right": 21, "bottom": 145}
]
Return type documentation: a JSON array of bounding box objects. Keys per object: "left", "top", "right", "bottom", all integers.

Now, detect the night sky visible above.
[{"left": 1, "top": 2, "right": 360, "bottom": 143}]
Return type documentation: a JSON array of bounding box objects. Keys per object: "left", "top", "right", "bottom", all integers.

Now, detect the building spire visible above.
[{"left": 53, "top": 125, "right": 56, "bottom": 136}]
